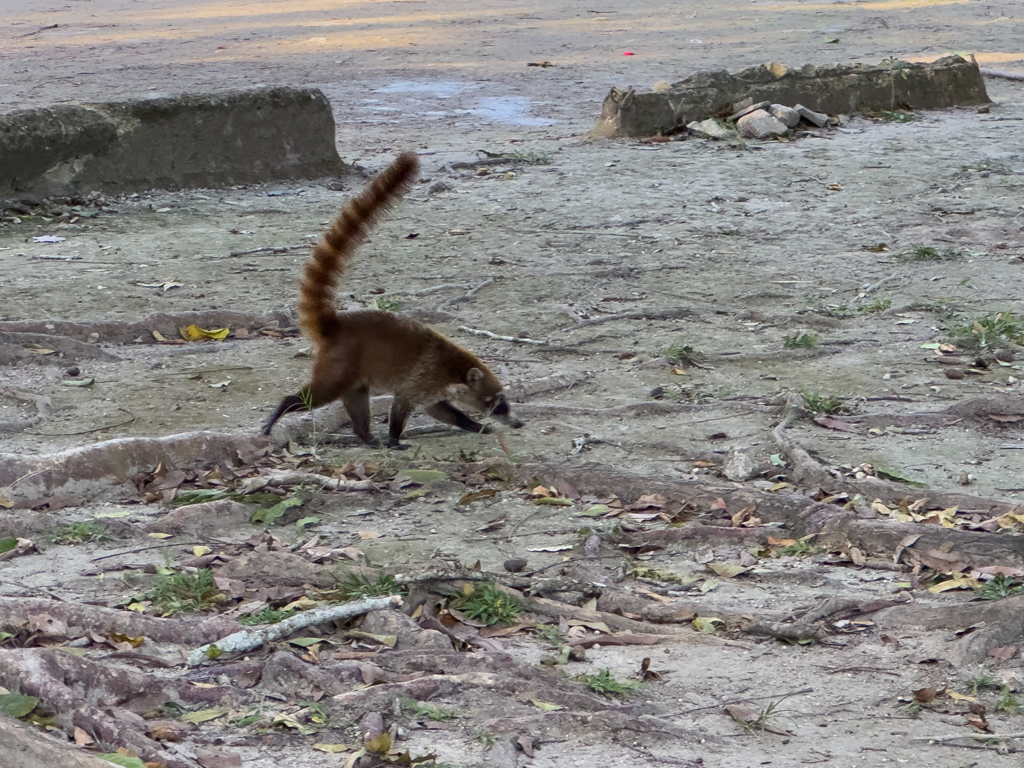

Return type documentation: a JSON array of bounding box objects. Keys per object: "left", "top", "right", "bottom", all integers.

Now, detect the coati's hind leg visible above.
[
  {"left": 342, "top": 386, "right": 383, "bottom": 447},
  {"left": 386, "top": 397, "right": 415, "bottom": 450},
  {"left": 262, "top": 379, "right": 344, "bottom": 436},
  {"left": 425, "top": 400, "right": 492, "bottom": 434}
]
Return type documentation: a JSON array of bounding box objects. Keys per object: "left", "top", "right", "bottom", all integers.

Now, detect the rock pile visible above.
[{"left": 687, "top": 99, "right": 830, "bottom": 141}]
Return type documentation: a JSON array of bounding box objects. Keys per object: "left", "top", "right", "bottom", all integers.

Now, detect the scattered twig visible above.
[
  {"left": 18, "top": 24, "right": 58, "bottom": 37},
  {"left": 458, "top": 326, "right": 547, "bottom": 345},
  {"left": 912, "top": 732, "right": 1024, "bottom": 743},
  {"left": 437, "top": 277, "right": 494, "bottom": 310},
  {"left": 90, "top": 541, "right": 214, "bottom": 562},
  {"left": 563, "top": 307, "right": 696, "bottom": 330},
  {"left": 665, "top": 687, "right": 814, "bottom": 717},
  {"left": 212, "top": 244, "right": 308, "bottom": 259},
  {"left": 187, "top": 594, "right": 403, "bottom": 665}
]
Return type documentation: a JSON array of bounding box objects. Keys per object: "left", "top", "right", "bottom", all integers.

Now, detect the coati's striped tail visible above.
[{"left": 298, "top": 152, "right": 419, "bottom": 350}]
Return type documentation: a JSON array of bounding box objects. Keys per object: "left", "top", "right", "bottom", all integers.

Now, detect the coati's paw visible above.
[{"left": 386, "top": 439, "right": 412, "bottom": 450}]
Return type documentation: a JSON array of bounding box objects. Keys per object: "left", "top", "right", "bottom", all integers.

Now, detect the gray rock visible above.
[
  {"left": 724, "top": 447, "right": 759, "bottom": 482},
  {"left": 729, "top": 100, "right": 770, "bottom": 121},
  {"left": 686, "top": 118, "right": 737, "bottom": 140},
  {"left": 794, "top": 103, "right": 829, "bottom": 127},
  {"left": 769, "top": 104, "right": 801, "bottom": 128},
  {"left": 736, "top": 109, "right": 789, "bottom": 138}
]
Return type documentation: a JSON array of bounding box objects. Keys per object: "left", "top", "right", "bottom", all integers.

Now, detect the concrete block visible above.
[
  {"left": 686, "top": 118, "right": 738, "bottom": 140},
  {"left": 0, "top": 86, "right": 346, "bottom": 199},
  {"left": 590, "top": 56, "right": 989, "bottom": 139},
  {"left": 794, "top": 104, "right": 829, "bottom": 127},
  {"left": 769, "top": 104, "right": 801, "bottom": 128},
  {"left": 736, "top": 109, "right": 789, "bottom": 138}
]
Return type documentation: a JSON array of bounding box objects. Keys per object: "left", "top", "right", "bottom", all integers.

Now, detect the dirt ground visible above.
[{"left": 3, "top": 1, "right": 1024, "bottom": 767}]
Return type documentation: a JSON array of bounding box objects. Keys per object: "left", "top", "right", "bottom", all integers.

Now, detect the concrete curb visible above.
[
  {"left": 0, "top": 86, "right": 346, "bottom": 200},
  {"left": 590, "top": 55, "right": 990, "bottom": 139}
]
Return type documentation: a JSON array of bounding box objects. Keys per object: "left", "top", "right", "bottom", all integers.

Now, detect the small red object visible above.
[{"left": 623, "top": 51, "right": 635, "bottom": 56}]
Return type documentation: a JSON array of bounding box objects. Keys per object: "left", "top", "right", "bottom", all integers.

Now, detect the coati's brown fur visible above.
[{"left": 262, "top": 152, "right": 523, "bottom": 447}]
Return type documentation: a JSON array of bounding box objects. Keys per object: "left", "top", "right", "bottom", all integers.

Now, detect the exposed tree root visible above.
[
  {"left": 0, "top": 713, "right": 120, "bottom": 768},
  {"left": 0, "top": 597, "right": 242, "bottom": 645},
  {"left": 0, "top": 332, "right": 117, "bottom": 364},
  {"left": 846, "top": 394, "right": 1024, "bottom": 428},
  {"left": 518, "top": 463, "right": 1024, "bottom": 570},
  {"left": 0, "top": 310, "right": 291, "bottom": 346},
  {"left": 0, "top": 648, "right": 246, "bottom": 768},
  {"left": 873, "top": 594, "right": 1024, "bottom": 666},
  {"left": 0, "top": 431, "right": 271, "bottom": 503},
  {"left": 0, "top": 389, "right": 52, "bottom": 433}
]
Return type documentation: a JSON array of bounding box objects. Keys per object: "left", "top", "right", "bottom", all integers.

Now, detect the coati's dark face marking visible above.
[{"left": 467, "top": 368, "right": 524, "bottom": 428}]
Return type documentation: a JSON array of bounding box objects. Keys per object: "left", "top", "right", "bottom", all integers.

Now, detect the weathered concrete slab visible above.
[
  {"left": 590, "top": 56, "right": 990, "bottom": 139},
  {"left": 0, "top": 87, "right": 346, "bottom": 200}
]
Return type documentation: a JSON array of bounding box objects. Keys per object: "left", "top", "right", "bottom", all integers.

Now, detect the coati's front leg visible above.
[{"left": 425, "top": 400, "right": 492, "bottom": 434}]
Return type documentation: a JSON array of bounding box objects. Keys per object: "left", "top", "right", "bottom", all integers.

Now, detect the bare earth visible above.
[{"left": 2, "top": 1, "right": 1024, "bottom": 767}]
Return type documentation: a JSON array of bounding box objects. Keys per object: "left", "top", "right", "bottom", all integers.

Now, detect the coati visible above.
[{"left": 262, "top": 152, "right": 523, "bottom": 448}]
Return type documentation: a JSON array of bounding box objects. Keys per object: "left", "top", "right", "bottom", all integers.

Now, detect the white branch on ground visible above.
[{"left": 187, "top": 594, "right": 403, "bottom": 666}]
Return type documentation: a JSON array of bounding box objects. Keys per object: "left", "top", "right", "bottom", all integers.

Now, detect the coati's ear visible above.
[{"left": 466, "top": 368, "right": 484, "bottom": 386}]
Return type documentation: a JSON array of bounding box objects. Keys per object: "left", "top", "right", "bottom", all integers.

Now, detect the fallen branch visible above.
[
  {"left": 238, "top": 470, "right": 375, "bottom": 493},
  {"left": 188, "top": 594, "right": 403, "bottom": 666},
  {"left": 980, "top": 67, "right": 1024, "bottom": 82},
  {"left": 458, "top": 325, "right": 547, "bottom": 345}
]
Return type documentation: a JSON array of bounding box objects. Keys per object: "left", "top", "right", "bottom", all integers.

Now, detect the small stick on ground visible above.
[
  {"left": 458, "top": 326, "right": 547, "bottom": 345},
  {"left": 216, "top": 244, "right": 309, "bottom": 259},
  {"left": 563, "top": 307, "right": 696, "bottom": 330},
  {"left": 980, "top": 67, "right": 1024, "bottom": 82},
  {"left": 437, "top": 277, "right": 494, "bottom": 310}
]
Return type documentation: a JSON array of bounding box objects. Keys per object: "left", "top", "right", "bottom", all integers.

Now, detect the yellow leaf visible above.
[
  {"left": 364, "top": 732, "right": 392, "bottom": 754},
  {"left": 769, "top": 482, "right": 795, "bottom": 492},
  {"left": 531, "top": 700, "right": 564, "bottom": 711},
  {"left": 192, "top": 545, "right": 211, "bottom": 557},
  {"left": 948, "top": 690, "right": 977, "bottom": 702},
  {"left": 148, "top": 532, "right": 173, "bottom": 539},
  {"left": 313, "top": 744, "right": 352, "bottom": 753},
  {"left": 27, "top": 347, "right": 55, "bottom": 355},
  {"left": 179, "top": 324, "right": 230, "bottom": 342},
  {"left": 356, "top": 530, "right": 381, "bottom": 539},
  {"left": 110, "top": 633, "right": 145, "bottom": 647},
  {"left": 705, "top": 562, "right": 750, "bottom": 578},
  {"left": 152, "top": 330, "right": 169, "bottom": 342},
  {"left": 693, "top": 616, "right": 724, "bottom": 633},
  {"left": 126, "top": 602, "right": 149, "bottom": 613},
  {"left": 180, "top": 706, "right": 229, "bottom": 723},
  {"left": 0, "top": 496, "right": 12, "bottom": 509}
]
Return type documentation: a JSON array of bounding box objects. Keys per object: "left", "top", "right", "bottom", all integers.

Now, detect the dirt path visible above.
[{"left": 2, "top": 2, "right": 1024, "bottom": 767}]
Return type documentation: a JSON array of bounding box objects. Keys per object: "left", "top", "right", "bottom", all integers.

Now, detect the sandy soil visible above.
[{"left": 2, "top": 1, "right": 1024, "bottom": 767}]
